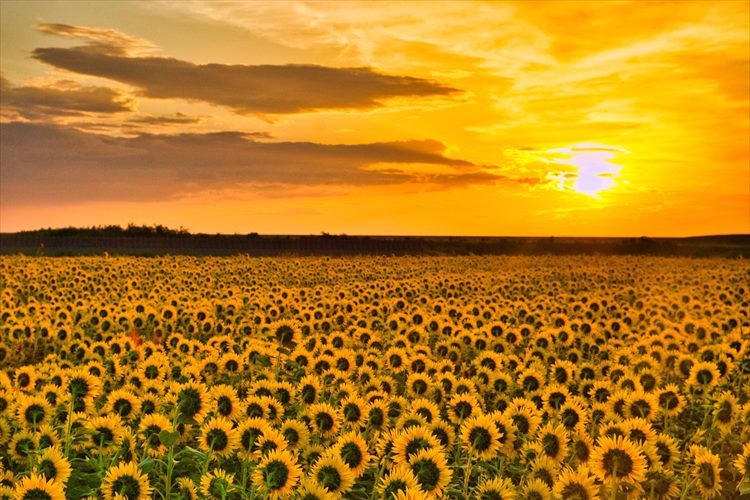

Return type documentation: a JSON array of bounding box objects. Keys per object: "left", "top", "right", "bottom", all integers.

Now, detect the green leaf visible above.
[
  {"left": 740, "top": 479, "right": 750, "bottom": 496},
  {"left": 139, "top": 457, "right": 155, "bottom": 473},
  {"left": 159, "top": 429, "right": 180, "bottom": 447}
]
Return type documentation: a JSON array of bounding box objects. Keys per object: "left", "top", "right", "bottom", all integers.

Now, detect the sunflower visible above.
[
  {"left": 268, "top": 320, "right": 300, "bottom": 350},
  {"left": 559, "top": 399, "right": 590, "bottom": 434},
  {"left": 655, "top": 384, "right": 685, "bottom": 417},
  {"left": 624, "top": 390, "right": 659, "bottom": 422},
  {"left": 541, "top": 384, "right": 570, "bottom": 412},
  {"left": 251, "top": 449, "right": 302, "bottom": 499},
  {"left": 570, "top": 433, "right": 594, "bottom": 465},
  {"left": 199, "top": 468, "right": 235, "bottom": 499},
  {"left": 460, "top": 414, "right": 502, "bottom": 461},
  {"left": 138, "top": 413, "right": 172, "bottom": 457},
  {"left": 447, "top": 393, "right": 482, "bottom": 424},
  {"left": 298, "top": 375, "right": 322, "bottom": 406},
  {"left": 334, "top": 431, "right": 371, "bottom": 477},
  {"left": 377, "top": 464, "right": 421, "bottom": 499},
  {"left": 408, "top": 448, "right": 452, "bottom": 497},
  {"left": 105, "top": 390, "right": 141, "bottom": 421},
  {"left": 406, "top": 373, "right": 432, "bottom": 398},
  {"left": 519, "top": 478, "right": 553, "bottom": 500},
  {"left": 64, "top": 368, "right": 101, "bottom": 410},
  {"left": 311, "top": 452, "right": 356, "bottom": 497},
  {"left": 86, "top": 415, "right": 125, "bottom": 453},
  {"left": 340, "top": 396, "right": 367, "bottom": 429},
  {"left": 552, "top": 466, "right": 598, "bottom": 500},
  {"left": 14, "top": 366, "right": 37, "bottom": 393},
  {"left": 210, "top": 385, "right": 242, "bottom": 421},
  {"left": 200, "top": 417, "right": 239, "bottom": 458},
  {"left": 475, "top": 477, "right": 516, "bottom": 499},
  {"left": 9, "top": 430, "right": 37, "bottom": 463},
  {"left": 13, "top": 474, "right": 65, "bottom": 500},
  {"left": 590, "top": 435, "right": 647, "bottom": 489},
  {"left": 712, "top": 391, "right": 738, "bottom": 434},
  {"left": 429, "top": 420, "right": 456, "bottom": 449},
  {"left": 34, "top": 447, "right": 72, "bottom": 485},
  {"left": 296, "top": 478, "right": 338, "bottom": 500},
  {"left": 686, "top": 361, "right": 721, "bottom": 392},
  {"left": 307, "top": 403, "right": 341, "bottom": 438},
  {"left": 236, "top": 418, "right": 270, "bottom": 459},
  {"left": 36, "top": 424, "right": 60, "bottom": 451},
  {"left": 734, "top": 441, "right": 750, "bottom": 478},
  {"left": 174, "top": 477, "right": 198, "bottom": 500},
  {"left": 102, "top": 462, "right": 153, "bottom": 500},
  {"left": 537, "top": 422, "right": 569, "bottom": 464},
  {"left": 392, "top": 426, "right": 442, "bottom": 466},
  {"left": 279, "top": 419, "right": 310, "bottom": 450},
  {"left": 642, "top": 469, "right": 680, "bottom": 500},
  {"left": 691, "top": 447, "right": 722, "bottom": 498},
  {"left": 517, "top": 367, "right": 545, "bottom": 394},
  {"left": 172, "top": 381, "right": 210, "bottom": 423},
  {"left": 254, "top": 428, "right": 288, "bottom": 459},
  {"left": 16, "top": 394, "right": 53, "bottom": 430}
]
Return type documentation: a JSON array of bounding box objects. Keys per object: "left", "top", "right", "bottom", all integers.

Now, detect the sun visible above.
[{"left": 546, "top": 144, "right": 627, "bottom": 197}]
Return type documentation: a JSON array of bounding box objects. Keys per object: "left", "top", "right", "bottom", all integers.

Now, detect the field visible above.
[{"left": 0, "top": 255, "right": 748, "bottom": 499}]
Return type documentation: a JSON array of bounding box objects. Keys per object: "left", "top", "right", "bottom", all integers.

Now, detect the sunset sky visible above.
[{"left": 1, "top": 0, "right": 748, "bottom": 236}]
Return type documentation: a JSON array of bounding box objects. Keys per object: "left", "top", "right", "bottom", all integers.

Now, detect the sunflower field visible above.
[{"left": 0, "top": 255, "right": 748, "bottom": 499}]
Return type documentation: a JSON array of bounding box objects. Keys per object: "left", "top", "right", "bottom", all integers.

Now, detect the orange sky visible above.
[{"left": 1, "top": 0, "right": 748, "bottom": 236}]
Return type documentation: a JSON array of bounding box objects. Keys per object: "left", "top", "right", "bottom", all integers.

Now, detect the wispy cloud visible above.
[
  {"left": 0, "top": 76, "right": 132, "bottom": 119},
  {"left": 32, "top": 23, "right": 460, "bottom": 115},
  {"left": 0, "top": 122, "right": 533, "bottom": 205}
]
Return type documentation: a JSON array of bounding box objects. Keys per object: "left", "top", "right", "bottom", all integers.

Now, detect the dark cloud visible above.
[
  {"left": 0, "top": 76, "right": 132, "bottom": 118},
  {"left": 35, "top": 23, "right": 153, "bottom": 56},
  {"left": 129, "top": 113, "right": 202, "bottom": 125},
  {"left": 0, "top": 122, "right": 531, "bottom": 205},
  {"left": 31, "top": 45, "right": 460, "bottom": 114}
]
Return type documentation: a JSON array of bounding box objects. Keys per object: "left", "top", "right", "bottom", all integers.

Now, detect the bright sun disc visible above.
[{"left": 547, "top": 144, "right": 627, "bottom": 197}]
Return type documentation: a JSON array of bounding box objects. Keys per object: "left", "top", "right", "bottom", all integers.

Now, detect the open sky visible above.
[{"left": 1, "top": 0, "right": 748, "bottom": 236}]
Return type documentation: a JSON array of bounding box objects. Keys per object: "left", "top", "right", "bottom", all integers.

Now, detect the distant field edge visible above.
[{"left": 1, "top": 233, "right": 749, "bottom": 258}]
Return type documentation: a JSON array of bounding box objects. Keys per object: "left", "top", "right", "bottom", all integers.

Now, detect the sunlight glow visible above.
[{"left": 547, "top": 143, "right": 627, "bottom": 198}]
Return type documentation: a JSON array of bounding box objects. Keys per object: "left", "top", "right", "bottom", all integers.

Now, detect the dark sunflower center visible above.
[
  {"left": 454, "top": 401, "right": 473, "bottom": 419},
  {"left": 522, "top": 376, "right": 540, "bottom": 391},
  {"left": 716, "top": 401, "right": 732, "bottom": 422},
  {"left": 696, "top": 369, "right": 713, "bottom": 385},
  {"left": 412, "top": 380, "right": 427, "bottom": 394},
  {"left": 574, "top": 440, "right": 590, "bottom": 461},
  {"left": 68, "top": 377, "right": 90, "bottom": 397},
  {"left": 561, "top": 409, "right": 579, "bottom": 429},
  {"left": 630, "top": 400, "right": 651, "bottom": 418},
  {"left": 38, "top": 459, "right": 58, "bottom": 480},
  {"left": 697, "top": 462, "right": 715, "bottom": 488},
  {"left": 315, "top": 413, "right": 334, "bottom": 432},
  {"left": 24, "top": 404, "right": 46, "bottom": 425},
  {"left": 411, "top": 458, "right": 441, "bottom": 492},
  {"left": 542, "top": 434, "right": 560, "bottom": 458},
  {"left": 20, "top": 488, "right": 53, "bottom": 500},
  {"left": 602, "top": 448, "right": 635, "bottom": 477},
  {"left": 469, "top": 427, "right": 493, "bottom": 452},
  {"left": 146, "top": 425, "right": 163, "bottom": 447},
  {"left": 344, "top": 404, "right": 361, "bottom": 422},
  {"left": 93, "top": 426, "right": 115, "bottom": 446},
  {"left": 114, "top": 399, "right": 133, "bottom": 417},
  {"left": 241, "top": 428, "right": 262, "bottom": 451},
  {"left": 317, "top": 465, "right": 342, "bottom": 491},
  {"left": 112, "top": 474, "right": 141, "bottom": 499},
  {"left": 301, "top": 386, "right": 316, "bottom": 404},
  {"left": 178, "top": 388, "right": 203, "bottom": 418},
  {"left": 405, "top": 438, "right": 431, "bottom": 458},
  {"left": 217, "top": 396, "right": 232, "bottom": 416},
  {"left": 283, "top": 428, "right": 299, "bottom": 446},
  {"left": 145, "top": 366, "right": 159, "bottom": 379},
  {"left": 264, "top": 460, "right": 290, "bottom": 490},
  {"left": 560, "top": 482, "right": 591, "bottom": 500},
  {"left": 340, "top": 442, "right": 363, "bottom": 468},
  {"left": 206, "top": 429, "right": 229, "bottom": 451},
  {"left": 383, "top": 478, "right": 408, "bottom": 497},
  {"left": 18, "top": 373, "right": 31, "bottom": 387},
  {"left": 368, "top": 408, "right": 384, "bottom": 428}
]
